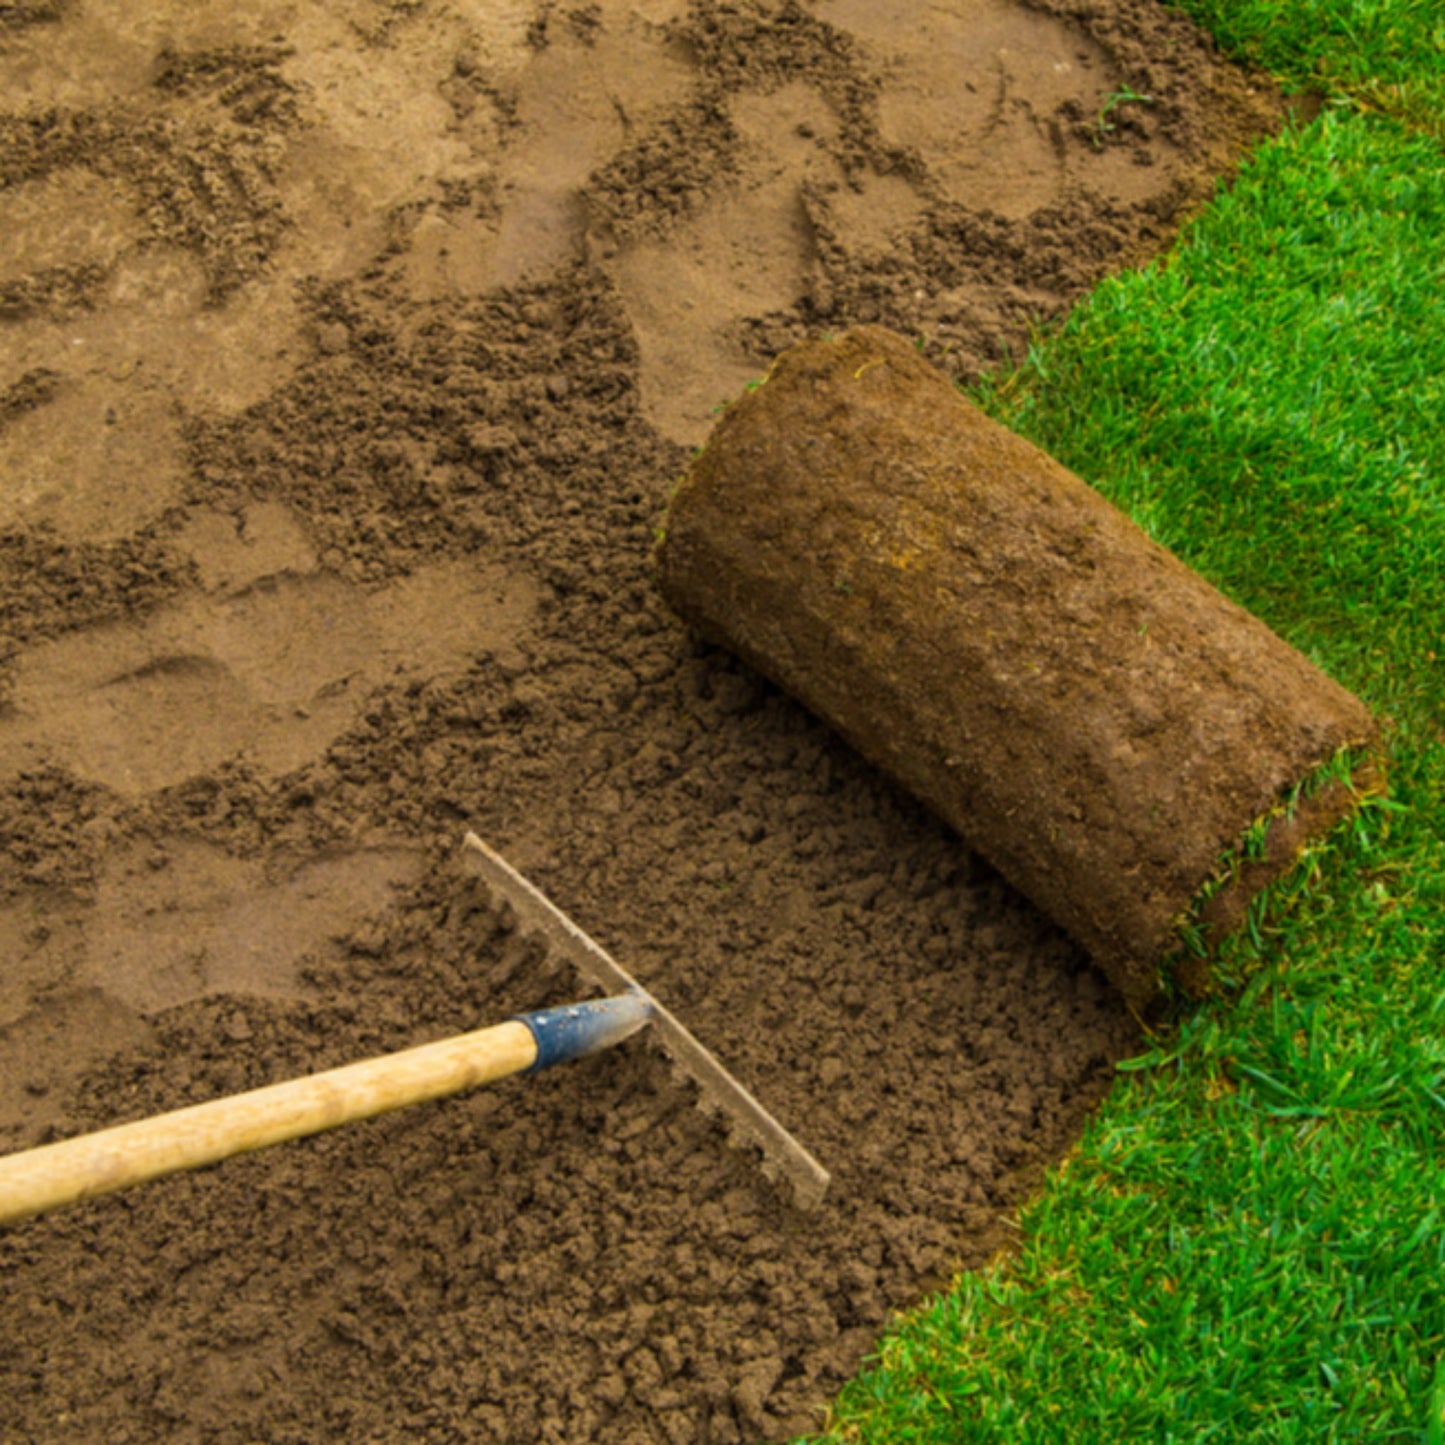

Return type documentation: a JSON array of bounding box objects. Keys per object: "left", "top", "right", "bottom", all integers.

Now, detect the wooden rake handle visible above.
[{"left": 0, "top": 994, "right": 650, "bottom": 1227}]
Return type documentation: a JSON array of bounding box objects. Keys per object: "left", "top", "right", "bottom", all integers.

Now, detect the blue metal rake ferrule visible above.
[{"left": 514, "top": 991, "right": 654, "bottom": 1073}]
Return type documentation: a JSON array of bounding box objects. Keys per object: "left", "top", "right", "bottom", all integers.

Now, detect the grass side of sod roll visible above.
[{"left": 809, "top": 40, "right": 1445, "bottom": 1445}]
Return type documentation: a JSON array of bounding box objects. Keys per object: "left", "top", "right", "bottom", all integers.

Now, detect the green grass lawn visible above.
[
  {"left": 809, "top": 7, "right": 1445, "bottom": 1442},
  {"left": 1175, "top": 0, "right": 1445, "bottom": 140}
]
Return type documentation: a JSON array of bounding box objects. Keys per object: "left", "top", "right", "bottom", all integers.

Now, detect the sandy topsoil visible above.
[{"left": 1, "top": 2, "right": 1278, "bottom": 1440}]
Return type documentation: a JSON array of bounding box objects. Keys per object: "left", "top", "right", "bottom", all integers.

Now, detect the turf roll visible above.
[{"left": 654, "top": 326, "right": 1380, "bottom": 1007}]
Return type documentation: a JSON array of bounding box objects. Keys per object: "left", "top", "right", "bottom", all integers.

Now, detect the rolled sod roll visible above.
[{"left": 655, "top": 326, "right": 1380, "bottom": 1007}]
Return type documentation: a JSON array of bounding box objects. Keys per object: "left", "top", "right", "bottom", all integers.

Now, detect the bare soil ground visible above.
[{"left": 0, "top": 2, "right": 1279, "bottom": 1440}]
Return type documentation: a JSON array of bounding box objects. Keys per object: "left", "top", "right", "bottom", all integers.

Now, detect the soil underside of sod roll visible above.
[
  {"left": 656, "top": 326, "right": 1379, "bottom": 1009},
  {"left": 1, "top": 2, "right": 1296, "bottom": 1440}
]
